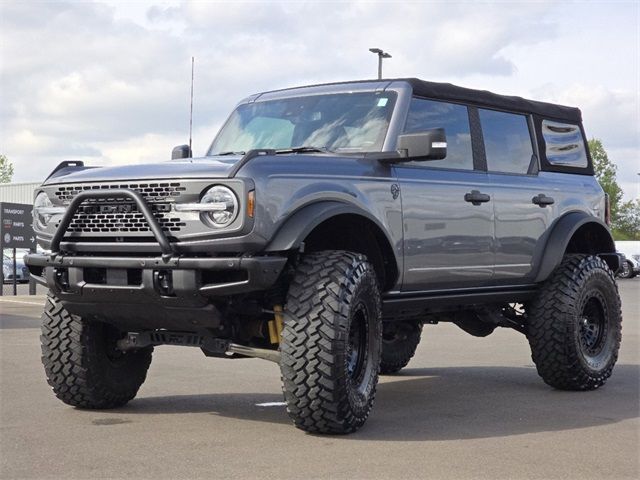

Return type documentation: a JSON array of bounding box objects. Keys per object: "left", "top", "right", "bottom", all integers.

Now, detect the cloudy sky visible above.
[{"left": 1, "top": 0, "right": 638, "bottom": 199}]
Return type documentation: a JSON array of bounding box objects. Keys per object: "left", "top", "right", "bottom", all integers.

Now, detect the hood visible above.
[{"left": 43, "top": 156, "right": 243, "bottom": 185}]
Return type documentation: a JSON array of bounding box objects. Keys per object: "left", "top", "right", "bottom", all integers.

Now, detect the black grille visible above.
[
  {"left": 54, "top": 182, "right": 186, "bottom": 204},
  {"left": 64, "top": 203, "right": 186, "bottom": 234}
]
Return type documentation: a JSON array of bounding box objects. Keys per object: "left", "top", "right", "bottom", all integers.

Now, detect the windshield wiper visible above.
[
  {"left": 274, "top": 146, "right": 330, "bottom": 154},
  {"left": 216, "top": 147, "right": 329, "bottom": 157}
]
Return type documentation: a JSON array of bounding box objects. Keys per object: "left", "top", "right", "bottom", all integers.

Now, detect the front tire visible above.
[
  {"left": 527, "top": 255, "right": 622, "bottom": 391},
  {"left": 41, "top": 294, "right": 153, "bottom": 409},
  {"left": 280, "top": 251, "right": 382, "bottom": 434}
]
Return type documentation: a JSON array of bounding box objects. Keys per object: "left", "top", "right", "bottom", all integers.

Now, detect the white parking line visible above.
[
  {"left": 0, "top": 298, "right": 44, "bottom": 306},
  {"left": 255, "top": 402, "right": 286, "bottom": 407}
]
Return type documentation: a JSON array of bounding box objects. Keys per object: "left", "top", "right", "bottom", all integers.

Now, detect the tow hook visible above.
[{"left": 153, "top": 270, "right": 174, "bottom": 296}]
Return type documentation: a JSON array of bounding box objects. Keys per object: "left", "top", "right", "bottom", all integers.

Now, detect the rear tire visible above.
[
  {"left": 280, "top": 251, "right": 382, "bottom": 434},
  {"left": 41, "top": 293, "right": 153, "bottom": 409},
  {"left": 380, "top": 321, "right": 422, "bottom": 374},
  {"left": 527, "top": 255, "right": 622, "bottom": 391}
]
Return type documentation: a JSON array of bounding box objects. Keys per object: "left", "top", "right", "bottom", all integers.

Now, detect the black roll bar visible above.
[{"left": 50, "top": 189, "right": 174, "bottom": 258}]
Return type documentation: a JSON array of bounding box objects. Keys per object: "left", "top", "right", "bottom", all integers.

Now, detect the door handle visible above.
[
  {"left": 464, "top": 190, "right": 491, "bottom": 206},
  {"left": 532, "top": 194, "right": 555, "bottom": 207}
]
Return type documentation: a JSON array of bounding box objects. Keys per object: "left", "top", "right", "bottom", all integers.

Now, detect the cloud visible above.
[
  {"left": 0, "top": 0, "right": 637, "bottom": 203},
  {"left": 528, "top": 82, "right": 639, "bottom": 200},
  {"left": 608, "top": 147, "right": 640, "bottom": 203},
  {"left": 534, "top": 84, "right": 639, "bottom": 150}
]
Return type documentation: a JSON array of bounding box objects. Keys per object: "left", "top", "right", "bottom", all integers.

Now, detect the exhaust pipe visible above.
[{"left": 227, "top": 343, "right": 280, "bottom": 363}]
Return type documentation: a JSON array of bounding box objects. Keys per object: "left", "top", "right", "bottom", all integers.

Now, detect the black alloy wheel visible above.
[
  {"left": 579, "top": 294, "right": 609, "bottom": 358},
  {"left": 347, "top": 303, "right": 370, "bottom": 384}
]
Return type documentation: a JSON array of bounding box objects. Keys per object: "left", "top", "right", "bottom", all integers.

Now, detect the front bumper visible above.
[
  {"left": 26, "top": 186, "right": 288, "bottom": 331},
  {"left": 25, "top": 253, "right": 287, "bottom": 330}
]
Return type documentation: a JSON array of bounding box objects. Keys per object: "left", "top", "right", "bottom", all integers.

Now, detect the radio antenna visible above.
[{"left": 189, "top": 56, "right": 194, "bottom": 157}]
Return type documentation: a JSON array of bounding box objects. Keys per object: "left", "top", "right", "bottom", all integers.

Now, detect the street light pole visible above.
[{"left": 369, "top": 48, "right": 392, "bottom": 79}]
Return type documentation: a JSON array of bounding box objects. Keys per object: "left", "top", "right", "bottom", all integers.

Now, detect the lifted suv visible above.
[{"left": 26, "top": 78, "right": 623, "bottom": 434}]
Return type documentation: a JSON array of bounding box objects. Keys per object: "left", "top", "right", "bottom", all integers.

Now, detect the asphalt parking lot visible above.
[{"left": 1, "top": 280, "right": 638, "bottom": 480}]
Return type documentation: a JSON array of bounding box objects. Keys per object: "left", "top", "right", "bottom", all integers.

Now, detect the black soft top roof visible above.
[
  {"left": 403, "top": 78, "right": 581, "bottom": 123},
  {"left": 266, "top": 78, "right": 582, "bottom": 123}
]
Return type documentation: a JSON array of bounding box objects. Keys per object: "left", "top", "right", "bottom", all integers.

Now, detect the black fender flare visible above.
[
  {"left": 264, "top": 201, "right": 396, "bottom": 255},
  {"left": 533, "top": 211, "right": 616, "bottom": 282}
]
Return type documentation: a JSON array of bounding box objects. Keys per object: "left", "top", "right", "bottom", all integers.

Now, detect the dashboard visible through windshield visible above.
[{"left": 208, "top": 91, "right": 398, "bottom": 155}]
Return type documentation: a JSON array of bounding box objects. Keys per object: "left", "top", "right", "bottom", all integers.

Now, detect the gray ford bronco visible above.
[{"left": 26, "top": 78, "right": 623, "bottom": 434}]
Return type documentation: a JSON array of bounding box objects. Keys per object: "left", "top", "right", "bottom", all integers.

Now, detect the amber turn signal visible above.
[{"left": 247, "top": 190, "right": 255, "bottom": 218}]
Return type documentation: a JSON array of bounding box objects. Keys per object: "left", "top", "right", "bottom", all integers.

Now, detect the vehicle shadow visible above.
[{"left": 122, "top": 364, "right": 639, "bottom": 441}]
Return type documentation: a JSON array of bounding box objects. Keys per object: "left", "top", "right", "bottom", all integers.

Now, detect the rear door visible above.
[
  {"left": 395, "top": 98, "right": 494, "bottom": 291},
  {"left": 478, "top": 109, "right": 554, "bottom": 283}
]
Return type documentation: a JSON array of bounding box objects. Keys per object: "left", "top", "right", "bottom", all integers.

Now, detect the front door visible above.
[{"left": 395, "top": 97, "right": 494, "bottom": 291}]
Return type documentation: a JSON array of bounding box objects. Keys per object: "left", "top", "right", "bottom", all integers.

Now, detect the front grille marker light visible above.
[{"left": 173, "top": 203, "right": 230, "bottom": 212}]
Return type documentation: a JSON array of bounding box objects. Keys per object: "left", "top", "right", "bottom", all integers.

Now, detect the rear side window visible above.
[
  {"left": 479, "top": 109, "right": 534, "bottom": 174},
  {"left": 404, "top": 98, "right": 473, "bottom": 170},
  {"left": 541, "top": 120, "right": 588, "bottom": 167}
]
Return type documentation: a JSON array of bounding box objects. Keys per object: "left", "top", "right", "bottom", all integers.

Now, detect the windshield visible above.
[{"left": 208, "top": 91, "right": 397, "bottom": 155}]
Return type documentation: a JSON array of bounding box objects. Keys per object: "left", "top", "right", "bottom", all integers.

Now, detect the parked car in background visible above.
[
  {"left": 616, "top": 241, "right": 640, "bottom": 279},
  {"left": 2, "top": 250, "right": 29, "bottom": 283},
  {"left": 618, "top": 253, "right": 640, "bottom": 279}
]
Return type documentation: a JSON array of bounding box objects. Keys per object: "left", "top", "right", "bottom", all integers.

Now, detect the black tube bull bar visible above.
[{"left": 50, "top": 189, "right": 174, "bottom": 258}]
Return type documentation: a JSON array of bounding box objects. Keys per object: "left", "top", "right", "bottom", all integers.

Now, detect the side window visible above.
[
  {"left": 541, "top": 120, "right": 588, "bottom": 167},
  {"left": 479, "top": 109, "right": 534, "bottom": 174},
  {"left": 404, "top": 98, "right": 473, "bottom": 170}
]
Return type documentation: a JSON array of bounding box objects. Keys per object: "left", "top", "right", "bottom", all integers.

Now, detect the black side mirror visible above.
[
  {"left": 396, "top": 128, "right": 447, "bottom": 161},
  {"left": 171, "top": 144, "right": 192, "bottom": 160}
]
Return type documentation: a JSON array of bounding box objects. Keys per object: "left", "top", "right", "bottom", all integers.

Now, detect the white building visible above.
[{"left": 0, "top": 182, "right": 40, "bottom": 205}]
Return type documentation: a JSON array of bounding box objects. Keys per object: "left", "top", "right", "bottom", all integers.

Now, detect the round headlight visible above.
[
  {"left": 34, "top": 192, "right": 54, "bottom": 229},
  {"left": 200, "top": 185, "right": 239, "bottom": 228}
]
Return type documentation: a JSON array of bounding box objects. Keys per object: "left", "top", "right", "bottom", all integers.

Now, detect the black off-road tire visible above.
[
  {"left": 41, "top": 294, "right": 153, "bottom": 409},
  {"left": 280, "top": 251, "right": 382, "bottom": 434},
  {"left": 527, "top": 255, "right": 622, "bottom": 391},
  {"left": 380, "top": 321, "right": 422, "bottom": 374}
]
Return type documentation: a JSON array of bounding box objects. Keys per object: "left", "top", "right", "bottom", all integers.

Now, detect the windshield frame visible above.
[{"left": 206, "top": 81, "right": 413, "bottom": 156}]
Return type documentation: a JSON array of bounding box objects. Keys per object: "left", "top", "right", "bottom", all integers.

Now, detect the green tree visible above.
[
  {"left": 614, "top": 199, "right": 640, "bottom": 241},
  {"left": 589, "top": 139, "right": 623, "bottom": 219},
  {"left": 0, "top": 154, "right": 13, "bottom": 183},
  {"left": 588, "top": 139, "right": 640, "bottom": 240}
]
